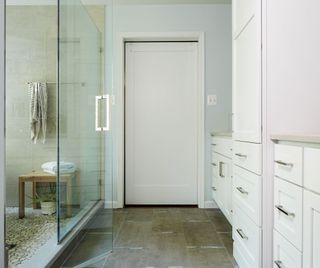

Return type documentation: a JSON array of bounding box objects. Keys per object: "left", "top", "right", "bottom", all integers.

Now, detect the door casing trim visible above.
[{"left": 115, "top": 32, "right": 205, "bottom": 208}]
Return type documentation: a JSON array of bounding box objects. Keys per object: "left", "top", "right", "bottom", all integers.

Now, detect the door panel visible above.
[{"left": 125, "top": 42, "right": 198, "bottom": 205}]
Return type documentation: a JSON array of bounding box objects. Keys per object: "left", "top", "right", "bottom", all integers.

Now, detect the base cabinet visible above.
[{"left": 272, "top": 140, "right": 320, "bottom": 268}]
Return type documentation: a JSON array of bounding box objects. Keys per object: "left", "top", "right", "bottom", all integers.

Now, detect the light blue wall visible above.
[{"left": 107, "top": 3, "right": 232, "bottom": 204}]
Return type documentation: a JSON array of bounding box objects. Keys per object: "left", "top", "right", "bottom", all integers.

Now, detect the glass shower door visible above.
[{"left": 58, "top": 0, "right": 112, "bottom": 264}]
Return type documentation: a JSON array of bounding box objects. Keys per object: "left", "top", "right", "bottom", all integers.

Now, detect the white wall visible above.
[
  {"left": 266, "top": 0, "right": 320, "bottom": 136},
  {"left": 0, "top": 0, "right": 5, "bottom": 264},
  {"left": 107, "top": 3, "right": 232, "bottom": 205}
]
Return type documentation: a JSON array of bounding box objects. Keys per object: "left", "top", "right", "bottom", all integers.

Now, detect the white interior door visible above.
[{"left": 125, "top": 42, "right": 198, "bottom": 205}]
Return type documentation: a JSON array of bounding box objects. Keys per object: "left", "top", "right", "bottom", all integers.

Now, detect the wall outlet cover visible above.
[{"left": 207, "top": 94, "right": 217, "bottom": 106}]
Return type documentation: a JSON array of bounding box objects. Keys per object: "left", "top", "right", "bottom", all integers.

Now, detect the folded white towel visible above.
[
  {"left": 43, "top": 168, "right": 76, "bottom": 174},
  {"left": 41, "top": 161, "right": 76, "bottom": 174}
]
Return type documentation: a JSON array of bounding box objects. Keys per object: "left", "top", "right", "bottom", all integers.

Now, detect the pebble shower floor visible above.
[{"left": 6, "top": 207, "right": 56, "bottom": 267}]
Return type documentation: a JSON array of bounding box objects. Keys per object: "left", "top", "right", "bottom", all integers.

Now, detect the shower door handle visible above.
[{"left": 95, "top": 94, "right": 110, "bottom": 131}]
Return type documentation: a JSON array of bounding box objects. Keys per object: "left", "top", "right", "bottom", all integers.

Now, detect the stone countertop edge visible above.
[
  {"left": 210, "top": 132, "right": 232, "bottom": 138},
  {"left": 271, "top": 134, "right": 320, "bottom": 144}
]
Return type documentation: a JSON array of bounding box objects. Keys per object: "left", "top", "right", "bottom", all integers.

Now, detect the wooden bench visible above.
[{"left": 18, "top": 171, "right": 78, "bottom": 219}]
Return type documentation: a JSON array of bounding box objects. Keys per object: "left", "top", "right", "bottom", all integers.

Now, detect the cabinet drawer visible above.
[
  {"left": 233, "top": 141, "right": 262, "bottom": 174},
  {"left": 304, "top": 147, "right": 320, "bottom": 194},
  {"left": 233, "top": 0, "right": 255, "bottom": 38},
  {"left": 274, "top": 144, "right": 303, "bottom": 186},
  {"left": 211, "top": 168, "right": 218, "bottom": 194},
  {"left": 233, "top": 205, "right": 261, "bottom": 268},
  {"left": 274, "top": 178, "right": 303, "bottom": 250},
  {"left": 211, "top": 189, "right": 218, "bottom": 204},
  {"left": 303, "top": 189, "right": 320, "bottom": 268},
  {"left": 211, "top": 154, "right": 219, "bottom": 178},
  {"left": 273, "top": 230, "right": 302, "bottom": 268},
  {"left": 233, "top": 165, "right": 261, "bottom": 226},
  {"left": 211, "top": 137, "right": 232, "bottom": 158}
]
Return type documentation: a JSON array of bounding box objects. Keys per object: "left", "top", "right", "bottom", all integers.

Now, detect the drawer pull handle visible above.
[
  {"left": 236, "top": 187, "right": 248, "bottom": 195},
  {"left": 212, "top": 187, "right": 217, "bottom": 191},
  {"left": 275, "top": 160, "right": 293, "bottom": 167},
  {"left": 212, "top": 143, "right": 217, "bottom": 146},
  {"left": 235, "top": 153, "right": 247, "bottom": 158},
  {"left": 236, "top": 229, "right": 248, "bottom": 240},
  {"left": 275, "top": 205, "right": 295, "bottom": 217},
  {"left": 211, "top": 163, "right": 217, "bottom": 166},
  {"left": 274, "top": 260, "right": 285, "bottom": 268},
  {"left": 219, "top": 162, "right": 225, "bottom": 178}
]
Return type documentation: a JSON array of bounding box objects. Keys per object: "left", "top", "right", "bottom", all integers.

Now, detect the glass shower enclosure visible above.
[
  {"left": 4, "top": 0, "right": 113, "bottom": 266},
  {"left": 57, "top": 0, "right": 113, "bottom": 263},
  {"left": 58, "top": 0, "right": 107, "bottom": 240}
]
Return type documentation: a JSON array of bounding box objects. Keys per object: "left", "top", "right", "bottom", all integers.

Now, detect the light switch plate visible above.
[{"left": 207, "top": 95, "right": 217, "bottom": 106}]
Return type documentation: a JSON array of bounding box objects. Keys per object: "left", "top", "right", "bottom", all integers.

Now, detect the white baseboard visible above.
[{"left": 204, "top": 200, "right": 218, "bottom": 209}]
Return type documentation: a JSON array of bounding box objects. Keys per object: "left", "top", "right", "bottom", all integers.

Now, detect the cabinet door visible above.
[
  {"left": 303, "top": 190, "right": 320, "bottom": 268},
  {"left": 212, "top": 152, "right": 222, "bottom": 208},
  {"left": 233, "top": 4, "right": 261, "bottom": 143},
  {"left": 217, "top": 154, "right": 233, "bottom": 223},
  {"left": 211, "top": 163, "right": 218, "bottom": 202},
  {"left": 233, "top": 0, "right": 255, "bottom": 38}
]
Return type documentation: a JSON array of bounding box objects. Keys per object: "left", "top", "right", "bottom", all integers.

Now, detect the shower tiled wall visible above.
[{"left": 6, "top": 6, "right": 57, "bottom": 206}]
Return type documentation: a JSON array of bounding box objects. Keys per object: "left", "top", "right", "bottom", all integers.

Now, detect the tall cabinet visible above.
[{"left": 232, "top": 0, "right": 263, "bottom": 267}]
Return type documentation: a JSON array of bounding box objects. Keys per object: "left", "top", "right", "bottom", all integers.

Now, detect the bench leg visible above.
[
  {"left": 19, "top": 180, "right": 25, "bottom": 219},
  {"left": 66, "top": 180, "right": 72, "bottom": 218},
  {"left": 32, "top": 182, "right": 37, "bottom": 209}
]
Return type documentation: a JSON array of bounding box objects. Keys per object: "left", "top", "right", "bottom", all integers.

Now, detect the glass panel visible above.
[{"left": 58, "top": 0, "right": 112, "bottom": 252}]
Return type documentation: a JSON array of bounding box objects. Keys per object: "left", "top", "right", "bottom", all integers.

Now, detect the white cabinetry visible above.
[
  {"left": 211, "top": 134, "right": 233, "bottom": 224},
  {"left": 272, "top": 137, "right": 320, "bottom": 268},
  {"left": 273, "top": 230, "right": 302, "bottom": 268},
  {"left": 274, "top": 177, "right": 302, "bottom": 250},
  {"left": 233, "top": 166, "right": 261, "bottom": 226},
  {"left": 232, "top": 0, "right": 262, "bottom": 266},
  {"left": 233, "top": 0, "right": 261, "bottom": 143},
  {"left": 303, "top": 189, "right": 320, "bottom": 268}
]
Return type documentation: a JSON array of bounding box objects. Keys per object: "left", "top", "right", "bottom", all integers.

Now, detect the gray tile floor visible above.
[{"left": 90, "top": 207, "right": 236, "bottom": 268}]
